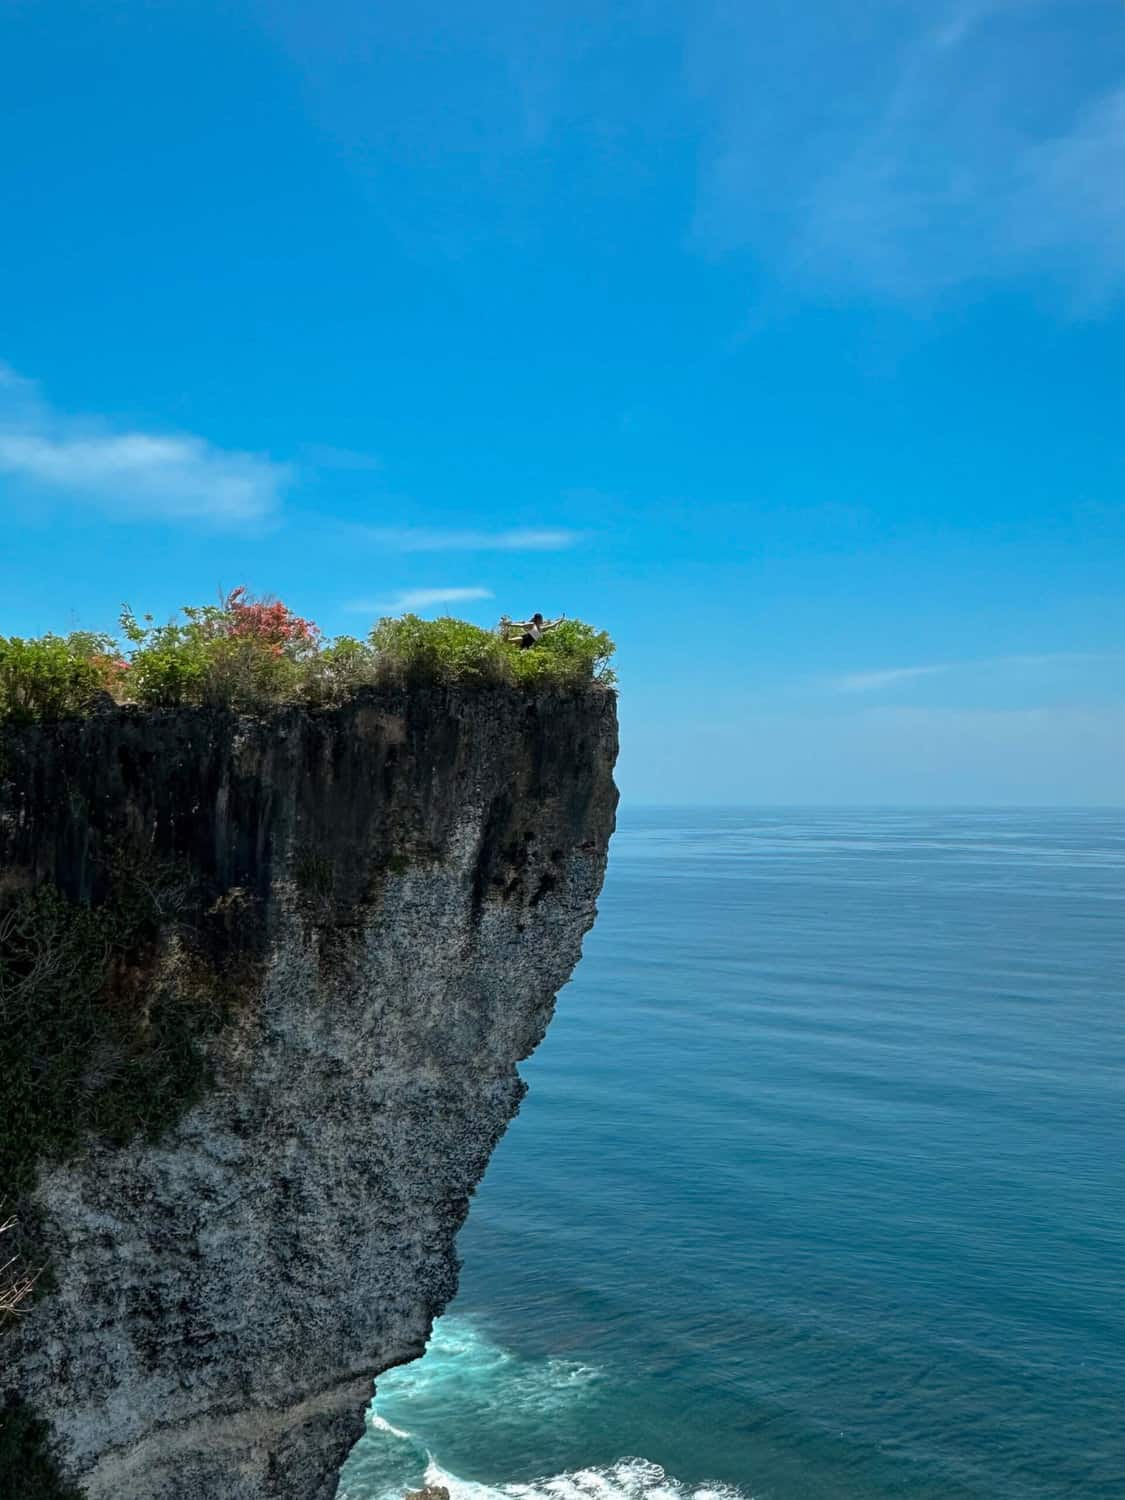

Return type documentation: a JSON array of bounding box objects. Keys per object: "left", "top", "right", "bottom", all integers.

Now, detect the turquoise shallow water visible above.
[{"left": 337, "top": 808, "right": 1125, "bottom": 1500}]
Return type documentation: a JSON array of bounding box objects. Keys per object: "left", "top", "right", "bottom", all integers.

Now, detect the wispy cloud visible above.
[
  {"left": 350, "top": 526, "right": 581, "bottom": 553},
  {"left": 1010, "top": 87, "right": 1125, "bottom": 307},
  {"left": 832, "top": 652, "right": 1124, "bottom": 693},
  {"left": 691, "top": 1, "right": 1125, "bottom": 304},
  {"left": 835, "top": 664, "right": 951, "bottom": 693},
  {"left": 0, "top": 362, "right": 290, "bottom": 526},
  {"left": 345, "top": 586, "right": 495, "bottom": 615}
]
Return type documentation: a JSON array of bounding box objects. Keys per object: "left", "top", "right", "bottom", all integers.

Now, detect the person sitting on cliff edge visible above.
[{"left": 499, "top": 612, "right": 565, "bottom": 649}]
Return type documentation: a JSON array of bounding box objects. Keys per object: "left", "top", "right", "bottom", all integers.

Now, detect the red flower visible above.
[{"left": 222, "top": 588, "right": 320, "bottom": 652}]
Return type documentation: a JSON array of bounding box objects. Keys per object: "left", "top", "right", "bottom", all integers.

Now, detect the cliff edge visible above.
[{"left": 0, "top": 684, "right": 618, "bottom": 1499}]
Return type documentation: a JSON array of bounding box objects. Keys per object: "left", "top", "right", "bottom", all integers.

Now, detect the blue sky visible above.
[{"left": 2, "top": 0, "right": 1123, "bottom": 803}]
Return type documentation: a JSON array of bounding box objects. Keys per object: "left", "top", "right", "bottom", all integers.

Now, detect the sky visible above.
[{"left": 2, "top": 0, "right": 1124, "bottom": 804}]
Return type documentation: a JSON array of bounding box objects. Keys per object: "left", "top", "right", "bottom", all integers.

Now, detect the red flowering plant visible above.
[
  {"left": 88, "top": 651, "right": 131, "bottom": 694},
  {"left": 222, "top": 588, "right": 321, "bottom": 658},
  {"left": 3, "top": 590, "right": 616, "bottom": 722},
  {"left": 121, "top": 590, "right": 323, "bottom": 709}
]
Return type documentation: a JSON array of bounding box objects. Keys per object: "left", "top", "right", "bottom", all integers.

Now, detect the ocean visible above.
[{"left": 336, "top": 808, "right": 1125, "bottom": 1500}]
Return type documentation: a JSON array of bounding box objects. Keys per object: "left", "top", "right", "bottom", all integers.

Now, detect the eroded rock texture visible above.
[{"left": 1, "top": 686, "right": 618, "bottom": 1498}]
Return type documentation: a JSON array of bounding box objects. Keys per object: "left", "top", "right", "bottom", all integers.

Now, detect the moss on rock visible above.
[{"left": 0, "top": 868, "right": 241, "bottom": 1335}]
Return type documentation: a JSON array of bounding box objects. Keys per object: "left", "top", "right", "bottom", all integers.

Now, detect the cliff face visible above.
[{"left": 0, "top": 686, "right": 617, "bottom": 1500}]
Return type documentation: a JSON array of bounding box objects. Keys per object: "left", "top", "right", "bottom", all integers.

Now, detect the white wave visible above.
[
  {"left": 418, "top": 1456, "right": 753, "bottom": 1500},
  {"left": 371, "top": 1315, "right": 601, "bottom": 1423},
  {"left": 367, "top": 1413, "right": 412, "bottom": 1441},
  {"left": 335, "top": 1316, "right": 753, "bottom": 1500}
]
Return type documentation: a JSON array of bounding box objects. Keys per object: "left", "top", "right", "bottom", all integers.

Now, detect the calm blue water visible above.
[{"left": 338, "top": 808, "right": 1125, "bottom": 1500}]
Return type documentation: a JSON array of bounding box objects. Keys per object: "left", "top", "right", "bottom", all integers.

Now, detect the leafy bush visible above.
[
  {"left": 368, "top": 614, "right": 510, "bottom": 686},
  {"left": 510, "top": 618, "right": 617, "bottom": 687},
  {"left": 117, "top": 611, "right": 209, "bottom": 708},
  {"left": 223, "top": 587, "right": 320, "bottom": 652},
  {"left": 0, "top": 591, "right": 615, "bottom": 721},
  {"left": 296, "top": 635, "right": 377, "bottom": 705},
  {"left": 121, "top": 591, "right": 319, "bottom": 710},
  {"left": 0, "top": 633, "right": 125, "bottom": 722}
]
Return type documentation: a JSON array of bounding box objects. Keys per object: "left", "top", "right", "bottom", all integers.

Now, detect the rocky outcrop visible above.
[{"left": 0, "top": 685, "right": 617, "bottom": 1499}]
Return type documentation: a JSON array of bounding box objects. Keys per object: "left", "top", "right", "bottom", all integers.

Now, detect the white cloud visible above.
[
  {"left": 351, "top": 526, "right": 581, "bottom": 552},
  {"left": 691, "top": 1, "right": 1125, "bottom": 303},
  {"left": 1009, "top": 88, "right": 1125, "bottom": 305},
  {"left": 831, "top": 651, "right": 1123, "bottom": 693},
  {"left": 346, "top": 587, "right": 495, "bottom": 614},
  {"left": 0, "top": 363, "right": 289, "bottom": 526},
  {"left": 0, "top": 364, "right": 36, "bottom": 398},
  {"left": 834, "top": 664, "right": 950, "bottom": 693}
]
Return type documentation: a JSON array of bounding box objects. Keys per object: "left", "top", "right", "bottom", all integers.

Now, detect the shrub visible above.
[
  {"left": 0, "top": 592, "right": 615, "bottom": 721},
  {"left": 510, "top": 618, "right": 617, "bottom": 687},
  {"left": 0, "top": 633, "right": 123, "bottom": 722},
  {"left": 366, "top": 614, "right": 616, "bottom": 689},
  {"left": 223, "top": 587, "right": 320, "bottom": 653},
  {"left": 368, "top": 614, "right": 510, "bottom": 686},
  {"left": 117, "top": 611, "right": 210, "bottom": 708},
  {"left": 300, "top": 635, "right": 379, "bottom": 705},
  {"left": 121, "top": 591, "right": 317, "bottom": 710}
]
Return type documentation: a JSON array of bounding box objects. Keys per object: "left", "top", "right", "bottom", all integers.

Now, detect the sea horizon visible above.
[{"left": 339, "top": 803, "right": 1125, "bottom": 1500}]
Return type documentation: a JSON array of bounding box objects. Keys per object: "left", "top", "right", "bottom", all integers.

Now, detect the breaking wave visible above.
[
  {"left": 391, "top": 1456, "right": 749, "bottom": 1500},
  {"left": 334, "top": 1316, "right": 752, "bottom": 1500}
]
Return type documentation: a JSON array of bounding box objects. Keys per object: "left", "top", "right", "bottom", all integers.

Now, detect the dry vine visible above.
[{"left": 0, "top": 1211, "right": 37, "bottom": 1319}]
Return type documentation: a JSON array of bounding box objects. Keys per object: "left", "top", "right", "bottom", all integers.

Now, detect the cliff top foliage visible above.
[{"left": 0, "top": 591, "right": 616, "bottom": 723}]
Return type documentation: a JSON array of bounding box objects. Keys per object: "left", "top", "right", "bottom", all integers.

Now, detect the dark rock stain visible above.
[{"left": 0, "top": 685, "right": 619, "bottom": 964}]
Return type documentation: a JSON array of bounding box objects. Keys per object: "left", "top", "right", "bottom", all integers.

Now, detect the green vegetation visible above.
[
  {"left": 0, "top": 870, "right": 238, "bottom": 1491},
  {"left": 0, "top": 875, "right": 216, "bottom": 1199},
  {"left": 0, "top": 590, "right": 616, "bottom": 1485},
  {"left": 0, "top": 868, "right": 232, "bottom": 1335},
  {"left": 370, "top": 614, "right": 615, "bottom": 688},
  {"left": 118, "top": 589, "right": 321, "bottom": 710},
  {"left": 0, "top": 592, "right": 615, "bottom": 722},
  {"left": 0, "top": 589, "right": 614, "bottom": 1367},
  {"left": 0, "top": 632, "right": 125, "bottom": 723}
]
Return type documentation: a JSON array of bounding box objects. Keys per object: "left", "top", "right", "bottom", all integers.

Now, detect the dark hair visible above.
[{"left": 532, "top": 612, "right": 543, "bottom": 624}]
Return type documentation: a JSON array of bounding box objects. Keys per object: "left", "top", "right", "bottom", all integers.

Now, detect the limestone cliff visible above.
[{"left": 0, "top": 685, "right": 618, "bottom": 1499}]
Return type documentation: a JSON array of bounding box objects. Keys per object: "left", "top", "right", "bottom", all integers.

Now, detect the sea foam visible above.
[{"left": 334, "top": 1316, "right": 752, "bottom": 1500}]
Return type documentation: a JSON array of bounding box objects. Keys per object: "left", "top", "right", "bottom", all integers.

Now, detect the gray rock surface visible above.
[{"left": 1, "top": 686, "right": 618, "bottom": 1498}]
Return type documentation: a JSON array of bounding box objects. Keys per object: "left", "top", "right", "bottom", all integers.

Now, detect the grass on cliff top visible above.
[{"left": 0, "top": 592, "right": 616, "bottom": 723}]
